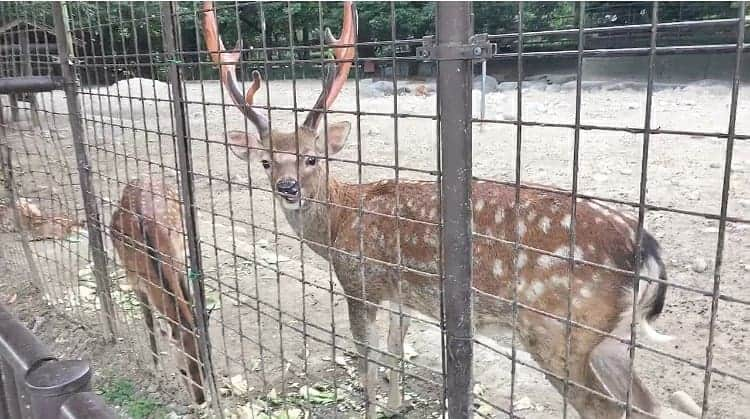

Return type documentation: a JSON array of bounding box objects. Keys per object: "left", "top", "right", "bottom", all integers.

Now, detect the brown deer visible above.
[
  {"left": 204, "top": 2, "right": 672, "bottom": 418},
  {"left": 0, "top": 198, "right": 84, "bottom": 240},
  {"left": 110, "top": 178, "right": 205, "bottom": 404}
]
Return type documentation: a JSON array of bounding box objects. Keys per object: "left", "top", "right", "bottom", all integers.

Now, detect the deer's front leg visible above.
[
  {"left": 385, "top": 302, "right": 411, "bottom": 413},
  {"left": 347, "top": 297, "right": 379, "bottom": 418},
  {"left": 136, "top": 290, "right": 159, "bottom": 367}
]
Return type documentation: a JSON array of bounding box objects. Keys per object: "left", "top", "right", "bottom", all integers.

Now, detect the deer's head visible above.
[{"left": 202, "top": 1, "right": 357, "bottom": 211}]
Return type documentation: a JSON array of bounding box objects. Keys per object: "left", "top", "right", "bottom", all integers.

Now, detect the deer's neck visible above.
[{"left": 281, "top": 178, "right": 350, "bottom": 261}]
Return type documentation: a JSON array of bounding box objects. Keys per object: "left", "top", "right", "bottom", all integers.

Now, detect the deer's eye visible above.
[
  {"left": 261, "top": 160, "right": 271, "bottom": 169},
  {"left": 305, "top": 156, "right": 317, "bottom": 166}
]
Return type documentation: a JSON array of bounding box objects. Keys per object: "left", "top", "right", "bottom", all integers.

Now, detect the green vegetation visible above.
[
  {"left": 1, "top": 1, "right": 744, "bottom": 80},
  {"left": 99, "top": 378, "right": 166, "bottom": 419}
]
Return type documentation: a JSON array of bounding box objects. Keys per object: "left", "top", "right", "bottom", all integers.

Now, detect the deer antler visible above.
[
  {"left": 202, "top": 1, "right": 269, "bottom": 139},
  {"left": 303, "top": 1, "right": 358, "bottom": 131}
]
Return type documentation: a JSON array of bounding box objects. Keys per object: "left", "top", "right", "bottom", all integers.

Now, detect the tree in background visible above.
[{"left": 1, "top": 1, "right": 745, "bottom": 82}]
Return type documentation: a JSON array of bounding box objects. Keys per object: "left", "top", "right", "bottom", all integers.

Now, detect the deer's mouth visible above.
[{"left": 278, "top": 192, "right": 306, "bottom": 210}]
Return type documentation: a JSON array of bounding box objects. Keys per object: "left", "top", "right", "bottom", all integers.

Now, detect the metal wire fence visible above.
[{"left": 0, "top": 1, "right": 748, "bottom": 418}]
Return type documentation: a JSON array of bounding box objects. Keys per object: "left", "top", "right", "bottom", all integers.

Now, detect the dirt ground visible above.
[{"left": 1, "top": 75, "right": 749, "bottom": 419}]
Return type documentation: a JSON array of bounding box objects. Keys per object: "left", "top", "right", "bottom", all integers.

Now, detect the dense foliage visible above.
[{"left": 1, "top": 1, "right": 744, "bottom": 80}]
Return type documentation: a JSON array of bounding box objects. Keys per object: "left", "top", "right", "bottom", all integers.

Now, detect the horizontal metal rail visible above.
[{"left": 0, "top": 76, "right": 64, "bottom": 94}]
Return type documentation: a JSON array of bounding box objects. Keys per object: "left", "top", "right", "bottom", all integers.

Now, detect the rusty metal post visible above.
[
  {"left": 437, "top": 2, "right": 474, "bottom": 418},
  {"left": 160, "top": 1, "right": 220, "bottom": 411},
  {"left": 25, "top": 360, "right": 91, "bottom": 418},
  {"left": 51, "top": 2, "right": 117, "bottom": 339}
]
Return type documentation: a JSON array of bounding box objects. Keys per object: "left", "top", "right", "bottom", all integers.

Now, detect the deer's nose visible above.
[{"left": 276, "top": 178, "right": 300, "bottom": 196}]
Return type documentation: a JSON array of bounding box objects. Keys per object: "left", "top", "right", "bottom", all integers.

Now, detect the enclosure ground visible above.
[{"left": 1, "top": 76, "right": 749, "bottom": 418}]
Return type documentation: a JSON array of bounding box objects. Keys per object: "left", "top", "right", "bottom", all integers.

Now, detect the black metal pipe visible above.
[
  {"left": 1, "top": 359, "right": 23, "bottom": 419},
  {"left": 0, "top": 77, "right": 64, "bottom": 94},
  {"left": 58, "top": 392, "right": 117, "bottom": 419},
  {"left": 437, "top": 2, "right": 474, "bottom": 418},
  {"left": 25, "top": 360, "right": 92, "bottom": 419}
]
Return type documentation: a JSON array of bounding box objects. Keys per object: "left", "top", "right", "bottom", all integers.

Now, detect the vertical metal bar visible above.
[
  {"left": 701, "top": 3, "right": 745, "bottom": 417},
  {"left": 160, "top": 2, "right": 220, "bottom": 413},
  {"left": 627, "top": 3, "right": 658, "bottom": 417},
  {"left": 480, "top": 59, "right": 486, "bottom": 131},
  {"left": 19, "top": 29, "right": 39, "bottom": 127},
  {"left": 563, "top": 2, "right": 586, "bottom": 417},
  {"left": 437, "top": 2, "right": 474, "bottom": 418},
  {"left": 509, "top": 3, "right": 524, "bottom": 416},
  {"left": 52, "top": 1, "right": 117, "bottom": 340}
]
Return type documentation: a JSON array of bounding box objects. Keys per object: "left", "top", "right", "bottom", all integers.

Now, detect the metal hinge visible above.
[{"left": 416, "top": 33, "right": 496, "bottom": 61}]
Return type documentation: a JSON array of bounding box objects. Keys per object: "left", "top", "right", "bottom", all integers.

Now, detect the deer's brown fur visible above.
[
  {"left": 226, "top": 125, "right": 669, "bottom": 418},
  {"left": 110, "top": 178, "right": 205, "bottom": 404},
  {"left": 205, "top": 0, "right": 669, "bottom": 415}
]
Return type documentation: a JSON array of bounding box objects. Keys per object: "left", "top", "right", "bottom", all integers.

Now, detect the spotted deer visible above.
[
  {"left": 0, "top": 198, "right": 84, "bottom": 240},
  {"left": 110, "top": 178, "right": 205, "bottom": 404},
  {"left": 203, "top": 2, "right": 672, "bottom": 418}
]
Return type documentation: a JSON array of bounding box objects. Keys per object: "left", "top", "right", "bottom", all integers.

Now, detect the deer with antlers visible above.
[
  {"left": 203, "top": 2, "right": 673, "bottom": 418},
  {"left": 110, "top": 178, "right": 205, "bottom": 404}
]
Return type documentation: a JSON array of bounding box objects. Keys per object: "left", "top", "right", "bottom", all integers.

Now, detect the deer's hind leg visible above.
[
  {"left": 519, "top": 311, "right": 659, "bottom": 419},
  {"left": 384, "top": 302, "right": 411, "bottom": 413}
]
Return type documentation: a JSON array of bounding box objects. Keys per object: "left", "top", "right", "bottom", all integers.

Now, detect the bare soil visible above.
[{"left": 1, "top": 76, "right": 748, "bottom": 418}]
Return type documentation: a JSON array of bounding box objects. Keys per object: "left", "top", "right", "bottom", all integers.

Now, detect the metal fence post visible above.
[
  {"left": 160, "top": 2, "right": 220, "bottom": 411},
  {"left": 51, "top": 2, "right": 117, "bottom": 340},
  {"left": 437, "top": 2, "right": 474, "bottom": 418}
]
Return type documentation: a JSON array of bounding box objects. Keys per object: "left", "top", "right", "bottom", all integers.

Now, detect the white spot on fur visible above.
[
  {"left": 493, "top": 260, "right": 504, "bottom": 277},
  {"left": 516, "top": 222, "right": 527, "bottom": 238},
  {"left": 539, "top": 216, "right": 551, "bottom": 233},
  {"left": 550, "top": 275, "right": 568, "bottom": 288},
  {"left": 526, "top": 210, "right": 536, "bottom": 222},
  {"left": 475, "top": 199, "right": 485, "bottom": 212},
  {"left": 561, "top": 214, "right": 572, "bottom": 229},
  {"left": 553, "top": 245, "right": 584, "bottom": 260},
  {"left": 580, "top": 286, "right": 593, "bottom": 298},
  {"left": 594, "top": 217, "right": 603, "bottom": 224},
  {"left": 515, "top": 252, "right": 528, "bottom": 270},
  {"left": 429, "top": 208, "right": 437, "bottom": 220},
  {"left": 526, "top": 282, "right": 545, "bottom": 301},
  {"left": 537, "top": 254, "right": 563, "bottom": 268},
  {"left": 495, "top": 208, "right": 505, "bottom": 224}
]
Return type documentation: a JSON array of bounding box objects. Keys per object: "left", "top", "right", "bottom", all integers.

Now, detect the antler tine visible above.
[
  {"left": 303, "top": 1, "right": 358, "bottom": 131},
  {"left": 202, "top": 1, "right": 269, "bottom": 138}
]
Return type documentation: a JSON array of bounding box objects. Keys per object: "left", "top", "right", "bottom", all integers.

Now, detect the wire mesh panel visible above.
[{"left": 0, "top": 1, "right": 748, "bottom": 419}]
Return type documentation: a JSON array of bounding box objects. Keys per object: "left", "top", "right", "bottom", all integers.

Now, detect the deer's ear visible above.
[
  {"left": 316, "top": 121, "right": 350, "bottom": 155},
  {"left": 227, "top": 130, "right": 262, "bottom": 161}
]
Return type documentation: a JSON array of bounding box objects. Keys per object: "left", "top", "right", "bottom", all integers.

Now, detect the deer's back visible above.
[{"left": 331, "top": 179, "right": 654, "bottom": 329}]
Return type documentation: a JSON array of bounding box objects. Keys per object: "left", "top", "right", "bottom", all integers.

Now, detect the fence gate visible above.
[{"left": 1, "top": 1, "right": 748, "bottom": 419}]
